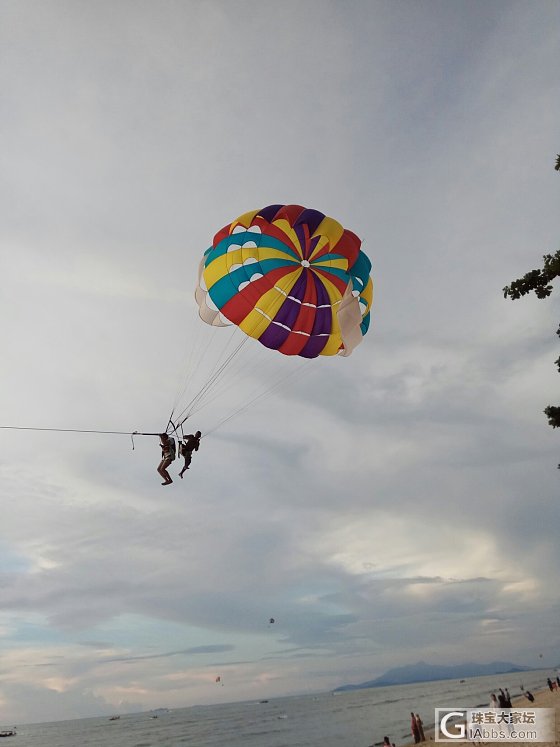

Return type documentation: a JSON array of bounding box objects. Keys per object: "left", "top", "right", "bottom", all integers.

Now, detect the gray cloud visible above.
[{"left": 105, "top": 644, "right": 235, "bottom": 663}]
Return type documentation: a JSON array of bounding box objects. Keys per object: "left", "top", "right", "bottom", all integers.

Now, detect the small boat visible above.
[
  {"left": 0, "top": 731, "right": 16, "bottom": 738},
  {"left": 109, "top": 715, "right": 120, "bottom": 721}
]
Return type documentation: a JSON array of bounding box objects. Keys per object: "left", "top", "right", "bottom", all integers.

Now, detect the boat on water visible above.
[
  {"left": 0, "top": 731, "right": 16, "bottom": 738},
  {"left": 109, "top": 716, "right": 120, "bottom": 721}
]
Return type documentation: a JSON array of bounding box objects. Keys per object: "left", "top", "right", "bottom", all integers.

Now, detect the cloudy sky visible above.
[{"left": 1, "top": 0, "right": 559, "bottom": 726}]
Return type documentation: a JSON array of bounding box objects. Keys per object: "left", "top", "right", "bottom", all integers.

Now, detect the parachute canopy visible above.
[{"left": 196, "top": 205, "right": 373, "bottom": 358}]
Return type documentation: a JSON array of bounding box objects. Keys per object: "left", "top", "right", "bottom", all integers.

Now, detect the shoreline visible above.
[{"left": 400, "top": 686, "right": 559, "bottom": 747}]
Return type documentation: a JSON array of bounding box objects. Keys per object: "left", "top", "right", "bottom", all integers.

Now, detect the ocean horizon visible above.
[{"left": 2, "top": 668, "right": 552, "bottom": 747}]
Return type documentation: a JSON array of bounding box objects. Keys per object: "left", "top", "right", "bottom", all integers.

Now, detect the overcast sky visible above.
[{"left": 1, "top": 0, "right": 559, "bottom": 726}]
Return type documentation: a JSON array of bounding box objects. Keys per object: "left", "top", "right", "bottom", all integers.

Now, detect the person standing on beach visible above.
[
  {"left": 490, "top": 693, "right": 499, "bottom": 709},
  {"left": 415, "top": 714, "right": 425, "bottom": 742},
  {"left": 411, "top": 712, "right": 421, "bottom": 743},
  {"left": 501, "top": 689, "right": 513, "bottom": 737},
  {"left": 547, "top": 678, "right": 554, "bottom": 692}
]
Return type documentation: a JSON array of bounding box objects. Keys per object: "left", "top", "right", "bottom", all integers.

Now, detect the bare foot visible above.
[{"left": 162, "top": 480, "right": 172, "bottom": 486}]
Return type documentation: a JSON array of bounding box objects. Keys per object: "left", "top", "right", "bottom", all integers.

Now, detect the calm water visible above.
[{"left": 4, "top": 670, "right": 550, "bottom": 747}]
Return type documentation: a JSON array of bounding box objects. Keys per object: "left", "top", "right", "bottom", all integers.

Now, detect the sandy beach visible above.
[{"left": 402, "top": 687, "right": 560, "bottom": 747}]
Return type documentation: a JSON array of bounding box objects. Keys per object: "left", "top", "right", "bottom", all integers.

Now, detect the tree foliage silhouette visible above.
[{"left": 503, "top": 155, "right": 560, "bottom": 463}]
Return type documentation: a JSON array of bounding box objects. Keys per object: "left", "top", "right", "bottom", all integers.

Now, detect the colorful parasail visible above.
[{"left": 195, "top": 205, "right": 373, "bottom": 358}]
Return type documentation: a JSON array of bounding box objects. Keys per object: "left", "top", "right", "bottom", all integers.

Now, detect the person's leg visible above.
[
  {"left": 179, "top": 453, "right": 191, "bottom": 478},
  {"left": 161, "top": 457, "right": 173, "bottom": 485}
]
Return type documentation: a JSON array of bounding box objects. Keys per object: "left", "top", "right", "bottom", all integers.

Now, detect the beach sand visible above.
[{"left": 401, "top": 687, "right": 559, "bottom": 747}]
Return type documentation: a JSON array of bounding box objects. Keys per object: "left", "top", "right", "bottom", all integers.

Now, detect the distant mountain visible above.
[{"left": 334, "top": 661, "right": 532, "bottom": 692}]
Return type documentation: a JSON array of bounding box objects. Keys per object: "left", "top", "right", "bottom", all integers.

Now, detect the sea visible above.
[{"left": 2, "top": 669, "right": 551, "bottom": 747}]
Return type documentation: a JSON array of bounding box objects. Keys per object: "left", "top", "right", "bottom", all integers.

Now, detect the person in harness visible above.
[
  {"left": 179, "top": 431, "right": 201, "bottom": 478},
  {"left": 157, "top": 433, "right": 176, "bottom": 485}
]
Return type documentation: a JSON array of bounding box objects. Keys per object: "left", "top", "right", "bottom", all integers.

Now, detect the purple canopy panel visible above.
[
  {"left": 257, "top": 205, "right": 284, "bottom": 223},
  {"left": 299, "top": 275, "right": 334, "bottom": 358},
  {"left": 258, "top": 272, "right": 308, "bottom": 351},
  {"left": 293, "top": 208, "right": 325, "bottom": 236}
]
